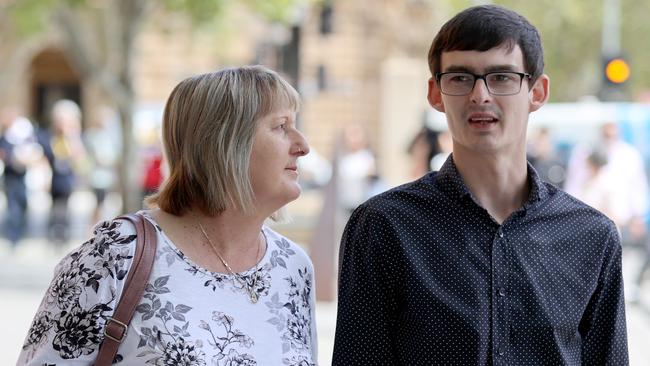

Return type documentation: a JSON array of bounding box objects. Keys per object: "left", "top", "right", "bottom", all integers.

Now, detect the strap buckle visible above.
[{"left": 104, "top": 317, "right": 128, "bottom": 343}]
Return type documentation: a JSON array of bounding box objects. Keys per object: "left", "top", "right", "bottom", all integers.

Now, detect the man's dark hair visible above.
[{"left": 428, "top": 5, "right": 544, "bottom": 83}]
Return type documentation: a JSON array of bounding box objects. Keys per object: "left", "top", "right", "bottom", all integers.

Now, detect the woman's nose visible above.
[{"left": 294, "top": 132, "right": 310, "bottom": 156}]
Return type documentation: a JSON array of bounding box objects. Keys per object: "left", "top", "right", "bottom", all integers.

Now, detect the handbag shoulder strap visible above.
[{"left": 94, "top": 213, "right": 158, "bottom": 365}]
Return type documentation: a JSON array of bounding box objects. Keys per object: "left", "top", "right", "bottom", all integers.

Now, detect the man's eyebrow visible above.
[
  {"left": 442, "top": 64, "right": 521, "bottom": 73},
  {"left": 484, "top": 64, "right": 519, "bottom": 72},
  {"left": 443, "top": 65, "right": 473, "bottom": 73}
]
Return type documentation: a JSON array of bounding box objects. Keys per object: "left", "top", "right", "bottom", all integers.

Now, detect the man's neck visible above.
[{"left": 453, "top": 147, "right": 530, "bottom": 224}]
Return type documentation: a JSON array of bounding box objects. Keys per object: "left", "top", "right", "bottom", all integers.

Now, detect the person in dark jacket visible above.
[
  {"left": 0, "top": 108, "right": 42, "bottom": 248},
  {"left": 38, "top": 100, "right": 87, "bottom": 245}
]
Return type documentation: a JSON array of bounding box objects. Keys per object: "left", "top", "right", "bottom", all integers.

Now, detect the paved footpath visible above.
[{"left": 1, "top": 240, "right": 649, "bottom": 365}]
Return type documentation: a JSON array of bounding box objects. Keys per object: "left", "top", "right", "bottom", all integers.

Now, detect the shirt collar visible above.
[{"left": 435, "top": 154, "right": 549, "bottom": 208}]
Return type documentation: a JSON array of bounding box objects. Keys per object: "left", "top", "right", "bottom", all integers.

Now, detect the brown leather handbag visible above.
[{"left": 94, "top": 213, "right": 157, "bottom": 365}]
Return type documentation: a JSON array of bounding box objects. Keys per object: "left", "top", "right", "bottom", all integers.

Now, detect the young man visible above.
[{"left": 333, "top": 5, "right": 628, "bottom": 365}]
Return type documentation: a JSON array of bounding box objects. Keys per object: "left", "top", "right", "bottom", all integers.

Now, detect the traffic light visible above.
[
  {"left": 600, "top": 55, "right": 630, "bottom": 101},
  {"left": 604, "top": 57, "right": 630, "bottom": 84}
]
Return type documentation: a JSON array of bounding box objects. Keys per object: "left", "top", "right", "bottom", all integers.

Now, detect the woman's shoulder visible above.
[
  {"left": 42, "top": 216, "right": 142, "bottom": 319},
  {"left": 73, "top": 217, "right": 139, "bottom": 267},
  {"left": 18, "top": 216, "right": 140, "bottom": 363},
  {"left": 92, "top": 215, "right": 139, "bottom": 238},
  {"left": 263, "top": 226, "right": 314, "bottom": 271},
  {"left": 57, "top": 217, "right": 138, "bottom": 271}
]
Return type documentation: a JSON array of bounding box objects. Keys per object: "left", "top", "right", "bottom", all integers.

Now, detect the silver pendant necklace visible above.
[{"left": 197, "top": 221, "right": 264, "bottom": 303}]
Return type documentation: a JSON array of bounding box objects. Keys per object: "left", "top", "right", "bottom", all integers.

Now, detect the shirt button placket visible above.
[{"left": 493, "top": 228, "right": 508, "bottom": 365}]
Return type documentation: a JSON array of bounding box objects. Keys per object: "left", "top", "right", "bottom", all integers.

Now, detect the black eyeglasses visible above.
[{"left": 435, "top": 71, "right": 532, "bottom": 96}]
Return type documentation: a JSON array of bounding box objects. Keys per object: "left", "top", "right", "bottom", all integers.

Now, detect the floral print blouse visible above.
[{"left": 18, "top": 212, "right": 318, "bottom": 365}]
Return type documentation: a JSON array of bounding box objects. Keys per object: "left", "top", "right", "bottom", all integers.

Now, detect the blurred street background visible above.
[{"left": 2, "top": 0, "right": 650, "bottom": 365}]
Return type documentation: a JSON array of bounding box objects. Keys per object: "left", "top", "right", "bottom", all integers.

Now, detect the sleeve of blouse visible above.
[
  {"left": 332, "top": 202, "right": 402, "bottom": 365},
  {"left": 16, "top": 219, "right": 137, "bottom": 365},
  {"left": 580, "top": 224, "right": 629, "bottom": 365}
]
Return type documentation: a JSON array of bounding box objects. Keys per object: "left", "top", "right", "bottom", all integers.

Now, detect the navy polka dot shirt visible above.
[{"left": 333, "top": 156, "right": 628, "bottom": 365}]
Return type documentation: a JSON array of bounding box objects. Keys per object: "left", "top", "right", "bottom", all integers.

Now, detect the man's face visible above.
[{"left": 427, "top": 44, "right": 549, "bottom": 156}]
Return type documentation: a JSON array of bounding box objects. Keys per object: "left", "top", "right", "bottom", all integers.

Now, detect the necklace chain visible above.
[{"left": 197, "top": 221, "right": 263, "bottom": 303}]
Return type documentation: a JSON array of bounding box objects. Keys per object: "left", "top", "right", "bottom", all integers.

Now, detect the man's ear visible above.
[
  {"left": 529, "top": 74, "right": 550, "bottom": 112},
  {"left": 427, "top": 77, "right": 445, "bottom": 113}
]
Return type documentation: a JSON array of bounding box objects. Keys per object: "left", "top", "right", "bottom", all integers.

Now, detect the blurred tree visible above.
[
  {"left": 445, "top": 0, "right": 650, "bottom": 102},
  {"left": 3, "top": 0, "right": 307, "bottom": 212}
]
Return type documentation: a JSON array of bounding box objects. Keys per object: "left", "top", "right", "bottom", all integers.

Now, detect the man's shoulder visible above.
[
  {"left": 543, "top": 182, "right": 619, "bottom": 235},
  {"left": 362, "top": 172, "right": 439, "bottom": 209}
]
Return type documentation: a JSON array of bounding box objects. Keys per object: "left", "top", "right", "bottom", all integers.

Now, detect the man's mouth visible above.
[{"left": 468, "top": 114, "right": 499, "bottom": 126}]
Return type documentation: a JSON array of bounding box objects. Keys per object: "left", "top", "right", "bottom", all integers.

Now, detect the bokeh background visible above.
[{"left": 1, "top": 0, "right": 650, "bottom": 365}]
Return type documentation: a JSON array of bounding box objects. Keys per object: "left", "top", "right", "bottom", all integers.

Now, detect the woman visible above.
[{"left": 18, "top": 66, "right": 317, "bottom": 365}]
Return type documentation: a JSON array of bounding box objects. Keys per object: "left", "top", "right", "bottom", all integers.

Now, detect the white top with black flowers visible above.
[{"left": 18, "top": 211, "right": 317, "bottom": 366}]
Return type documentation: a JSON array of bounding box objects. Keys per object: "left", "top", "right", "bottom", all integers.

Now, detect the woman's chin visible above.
[
  {"left": 285, "top": 187, "right": 302, "bottom": 203},
  {"left": 267, "top": 188, "right": 302, "bottom": 211}
]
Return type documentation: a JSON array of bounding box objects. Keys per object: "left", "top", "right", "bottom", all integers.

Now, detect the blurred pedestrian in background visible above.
[
  {"left": 338, "top": 123, "right": 380, "bottom": 214},
  {"left": 574, "top": 147, "right": 619, "bottom": 220},
  {"left": 407, "top": 126, "right": 452, "bottom": 178},
  {"left": 84, "top": 107, "right": 119, "bottom": 224},
  {"left": 296, "top": 148, "right": 332, "bottom": 190},
  {"left": 18, "top": 66, "right": 317, "bottom": 365},
  {"left": 0, "top": 107, "right": 42, "bottom": 249},
  {"left": 407, "top": 125, "right": 439, "bottom": 178},
  {"left": 429, "top": 129, "right": 452, "bottom": 171},
  {"left": 38, "top": 99, "right": 87, "bottom": 245},
  {"left": 565, "top": 121, "right": 649, "bottom": 245},
  {"left": 632, "top": 221, "right": 650, "bottom": 306},
  {"left": 139, "top": 126, "right": 164, "bottom": 205},
  {"left": 527, "top": 127, "right": 566, "bottom": 187}
]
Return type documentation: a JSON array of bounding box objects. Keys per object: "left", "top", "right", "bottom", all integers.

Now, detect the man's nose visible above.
[{"left": 470, "top": 78, "right": 491, "bottom": 104}]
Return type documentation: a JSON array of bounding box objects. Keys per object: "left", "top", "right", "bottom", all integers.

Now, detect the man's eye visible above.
[
  {"left": 491, "top": 73, "right": 514, "bottom": 82},
  {"left": 449, "top": 75, "right": 471, "bottom": 83}
]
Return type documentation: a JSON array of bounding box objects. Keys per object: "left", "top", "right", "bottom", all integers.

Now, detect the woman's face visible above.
[{"left": 249, "top": 107, "right": 310, "bottom": 213}]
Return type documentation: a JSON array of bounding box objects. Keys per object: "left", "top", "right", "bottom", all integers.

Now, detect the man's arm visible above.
[
  {"left": 332, "top": 203, "right": 403, "bottom": 365},
  {"left": 580, "top": 225, "right": 629, "bottom": 364}
]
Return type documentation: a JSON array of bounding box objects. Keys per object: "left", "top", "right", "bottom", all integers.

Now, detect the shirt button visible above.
[
  {"left": 498, "top": 348, "right": 505, "bottom": 356},
  {"left": 498, "top": 287, "right": 506, "bottom": 297},
  {"left": 498, "top": 231, "right": 504, "bottom": 238}
]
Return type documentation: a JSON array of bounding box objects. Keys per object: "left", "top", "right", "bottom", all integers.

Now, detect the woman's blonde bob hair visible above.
[{"left": 146, "top": 65, "right": 300, "bottom": 217}]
